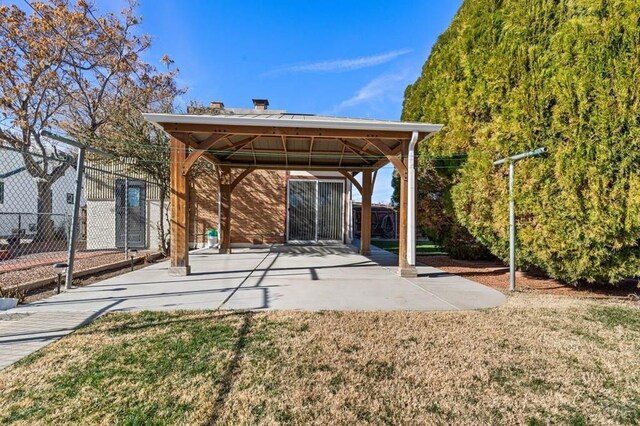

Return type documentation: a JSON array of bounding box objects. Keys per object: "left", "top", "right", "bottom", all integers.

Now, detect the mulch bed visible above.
[
  {"left": 417, "top": 255, "right": 639, "bottom": 299},
  {"left": 0, "top": 250, "right": 118, "bottom": 273}
]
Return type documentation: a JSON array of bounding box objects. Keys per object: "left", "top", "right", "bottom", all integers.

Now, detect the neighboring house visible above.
[
  {"left": 186, "top": 101, "right": 354, "bottom": 249},
  {"left": 0, "top": 147, "right": 82, "bottom": 239},
  {"left": 84, "top": 161, "right": 168, "bottom": 251}
]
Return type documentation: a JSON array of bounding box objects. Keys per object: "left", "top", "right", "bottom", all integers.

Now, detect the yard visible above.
[
  {"left": 371, "top": 239, "right": 446, "bottom": 256},
  {"left": 1, "top": 295, "right": 639, "bottom": 425}
]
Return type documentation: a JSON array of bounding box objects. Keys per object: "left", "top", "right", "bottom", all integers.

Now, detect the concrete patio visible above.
[
  {"left": 8, "top": 244, "right": 505, "bottom": 313},
  {"left": 0, "top": 245, "right": 505, "bottom": 370}
]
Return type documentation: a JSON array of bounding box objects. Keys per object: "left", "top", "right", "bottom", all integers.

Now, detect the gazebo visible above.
[{"left": 143, "top": 111, "right": 442, "bottom": 277}]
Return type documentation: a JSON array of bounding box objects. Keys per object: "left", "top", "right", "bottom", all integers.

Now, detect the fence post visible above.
[
  {"left": 65, "top": 146, "right": 86, "bottom": 290},
  {"left": 124, "top": 177, "right": 129, "bottom": 259}
]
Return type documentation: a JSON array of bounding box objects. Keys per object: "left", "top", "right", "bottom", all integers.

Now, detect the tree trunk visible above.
[
  {"left": 158, "top": 185, "right": 169, "bottom": 255},
  {"left": 35, "top": 180, "right": 55, "bottom": 242}
]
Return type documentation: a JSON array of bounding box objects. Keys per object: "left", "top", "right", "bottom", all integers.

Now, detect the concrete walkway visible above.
[
  {"left": 0, "top": 244, "right": 506, "bottom": 370},
  {"left": 0, "top": 312, "right": 96, "bottom": 370}
]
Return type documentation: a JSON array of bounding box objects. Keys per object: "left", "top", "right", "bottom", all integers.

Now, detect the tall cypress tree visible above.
[{"left": 403, "top": 0, "right": 640, "bottom": 284}]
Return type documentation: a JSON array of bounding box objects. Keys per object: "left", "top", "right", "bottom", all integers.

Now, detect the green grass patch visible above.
[
  {"left": 371, "top": 239, "right": 446, "bottom": 256},
  {"left": 587, "top": 305, "right": 640, "bottom": 331}
]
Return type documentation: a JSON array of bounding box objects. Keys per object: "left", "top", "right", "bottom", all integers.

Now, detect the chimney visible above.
[
  {"left": 210, "top": 101, "right": 224, "bottom": 109},
  {"left": 252, "top": 98, "right": 269, "bottom": 111}
]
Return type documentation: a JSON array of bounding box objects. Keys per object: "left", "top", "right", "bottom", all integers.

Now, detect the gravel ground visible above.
[
  {"left": 0, "top": 250, "right": 118, "bottom": 273},
  {"left": 418, "top": 255, "right": 640, "bottom": 299},
  {"left": 0, "top": 250, "right": 158, "bottom": 289}
]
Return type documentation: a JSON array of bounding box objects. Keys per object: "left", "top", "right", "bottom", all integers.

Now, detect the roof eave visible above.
[{"left": 142, "top": 112, "right": 443, "bottom": 134}]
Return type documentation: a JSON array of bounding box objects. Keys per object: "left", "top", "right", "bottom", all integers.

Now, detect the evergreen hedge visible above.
[{"left": 403, "top": 0, "right": 640, "bottom": 284}]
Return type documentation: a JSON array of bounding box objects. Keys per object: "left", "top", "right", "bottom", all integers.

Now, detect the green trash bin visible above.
[{"left": 207, "top": 229, "right": 218, "bottom": 248}]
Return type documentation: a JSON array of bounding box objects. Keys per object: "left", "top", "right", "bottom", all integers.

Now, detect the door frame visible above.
[
  {"left": 115, "top": 178, "right": 147, "bottom": 249},
  {"left": 286, "top": 178, "right": 345, "bottom": 243}
]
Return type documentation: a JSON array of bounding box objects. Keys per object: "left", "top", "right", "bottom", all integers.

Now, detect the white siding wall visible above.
[
  {"left": 86, "top": 200, "right": 116, "bottom": 250},
  {"left": 147, "top": 200, "right": 169, "bottom": 251},
  {"left": 86, "top": 199, "right": 167, "bottom": 251},
  {"left": 0, "top": 149, "right": 84, "bottom": 237}
]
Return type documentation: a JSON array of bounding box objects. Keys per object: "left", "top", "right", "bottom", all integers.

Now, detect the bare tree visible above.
[
  {"left": 95, "top": 58, "right": 185, "bottom": 254},
  {"left": 0, "top": 2, "right": 74, "bottom": 239},
  {"left": 0, "top": 0, "right": 168, "bottom": 241}
]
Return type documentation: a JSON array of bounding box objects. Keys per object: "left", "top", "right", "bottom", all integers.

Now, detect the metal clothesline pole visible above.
[{"left": 493, "top": 147, "right": 546, "bottom": 291}]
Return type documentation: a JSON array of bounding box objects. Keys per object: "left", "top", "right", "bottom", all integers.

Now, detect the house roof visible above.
[
  {"left": 143, "top": 112, "right": 442, "bottom": 134},
  {"left": 143, "top": 112, "right": 443, "bottom": 171}
]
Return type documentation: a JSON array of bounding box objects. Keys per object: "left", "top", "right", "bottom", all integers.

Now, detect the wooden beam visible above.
[
  {"left": 162, "top": 122, "right": 415, "bottom": 140},
  {"left": 210, "top": 163, "right": 377, "bottom": 172},
  {"left": 239, "top": 148, "right": 358, "bottom": 156},
  {"left": 223, "top": 135, "right": 261, "bottom": 160},
  {"left": 169, "top": 136, "right": 190, "bottom": 276},
  {"left": 339, "top": 171, "right": 362, "bottom": 194},
  {"left": 281, "top": 136, "right": 288, "bottom": 167},
  {"left": 170, "top": 133, "right": 222, "bottom": 167},
  {"left": 360, "top": 170, "right": 373, "bottom": 256},
  {"left": 337, "top": 139, "right": 373, "bottom": 163},
  {"left": 230, "top": 167, "right": 255, "bottom": 191},
  {"left": 367, "top": 138, "right": 407, "bottom": 174},
  {"left": 182, "top": 134, "right": 228, "bottom": 174},
  {"left": 218, "top": 166, "right": 232, "bottom": 254},
  {"left": 370, "top": 144, "right": 403, "bottom": 169},
  {"left": 250, "top": 139, "right": 257, "bottom": 165}
]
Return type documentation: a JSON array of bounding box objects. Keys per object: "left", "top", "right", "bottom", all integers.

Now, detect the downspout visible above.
[{"left": 407, "top": 131, "right": 419, "bottom": 267}]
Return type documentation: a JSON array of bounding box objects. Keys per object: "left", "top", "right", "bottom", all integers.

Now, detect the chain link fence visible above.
[{"left": 0, "top": 145, "right": 166, "bottom": 293}]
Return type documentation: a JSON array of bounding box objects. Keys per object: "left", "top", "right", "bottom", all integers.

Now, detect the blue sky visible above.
[
  {"left": 5, "top": 0, "right": 462, "bottom": 202},
  {"left": 124, "top": 1, "right": 462, "bottom": 203}
]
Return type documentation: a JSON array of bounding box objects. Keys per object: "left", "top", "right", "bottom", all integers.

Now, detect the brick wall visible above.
[{"left": 188, "top": 169, "right": 287, "bottom": 247}]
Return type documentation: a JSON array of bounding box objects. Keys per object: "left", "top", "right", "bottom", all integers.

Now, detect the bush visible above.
[
  {"left": 403, "top": 0, "right": 640, "bottom": 284},
  {"left": 415, "top": 161, "right": 492, "bottom": 260}
]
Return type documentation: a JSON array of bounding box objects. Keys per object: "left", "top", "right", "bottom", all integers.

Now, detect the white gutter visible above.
[{"left": 407, "top": 131, "right": 419, "bottom": 266}]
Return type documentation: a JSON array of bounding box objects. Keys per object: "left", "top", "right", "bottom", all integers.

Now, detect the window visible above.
[
  {"left": 127, "top": 187, "right": 141, "bottom": 207},
  {"left": 67, "top": 193, "right": 74, "bottom": 204},
  {"left": 0, "top": 181, "right": 4, "bottom": 204}
]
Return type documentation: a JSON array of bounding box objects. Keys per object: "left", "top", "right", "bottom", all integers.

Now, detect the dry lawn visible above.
[{"left": 0, "top": 295, "right": 639, "bottom": 425}]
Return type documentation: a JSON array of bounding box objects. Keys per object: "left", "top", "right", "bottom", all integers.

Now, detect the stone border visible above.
[{"left": 3, "top": 252, "right": 164, "bottom": 295}]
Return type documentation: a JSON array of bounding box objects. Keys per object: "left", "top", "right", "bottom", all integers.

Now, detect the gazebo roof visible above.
[{"left": 143, "top": 112, "right": 443, "bottom": 171}]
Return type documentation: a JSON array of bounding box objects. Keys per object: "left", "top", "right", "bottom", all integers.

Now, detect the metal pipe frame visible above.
[{"left": 493, "top": 147, "right": 546, "bottom": 291}]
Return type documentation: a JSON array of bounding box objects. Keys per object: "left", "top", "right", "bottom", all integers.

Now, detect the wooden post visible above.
[
  {"left": 360, "top": 170, "right": 372, "bottom": 256},
  {"left": 219, "top": 166, "right": 232, "bottom": 254},
  {"left": 398, "top": 147, "right": 417, "bottom": 277},
  {"left": 169, "top": 136, "right": 190, "bottom": 276}
]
